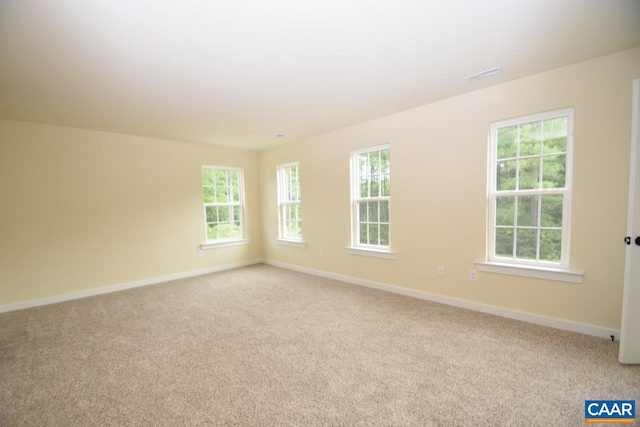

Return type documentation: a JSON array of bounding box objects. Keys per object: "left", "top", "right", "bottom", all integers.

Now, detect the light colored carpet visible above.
[{"left": 1, "top": 264, "right": 638, "bottom": 426}]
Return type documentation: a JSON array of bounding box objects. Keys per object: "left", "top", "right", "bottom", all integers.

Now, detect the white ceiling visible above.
[{"left": 1, "top": 1, "right": 639, "bottom": 150}]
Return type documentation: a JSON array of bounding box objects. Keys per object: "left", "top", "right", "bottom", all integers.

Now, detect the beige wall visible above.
[
  {"left": 259, "top": 48, "right": 640, "bottom": 331},
  {"left": 2, "top": 48, "right": 639, "bottom": 331},
  {"left": 0, "top": 121, "right": 261, "bottom": 305}
]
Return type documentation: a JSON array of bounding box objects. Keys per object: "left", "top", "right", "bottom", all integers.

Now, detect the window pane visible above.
[
  {"left": 359, "top": 223, "right": 368, "bottom": 245},
  {"left": 518, "top": 158, "right": 540, "bottom": 190},
  {"left": 216, "top": 170, "right": 227, "bottom": 187},
  {"left": 496, "top": 196, "right": 515, "bottom": 226},
  {"left": 286, "top": 219, "right": 293, "bottom": 238},
  {"left": 292, "top": 183, "right": 300, "bottom": 202},
  {"left": 519, "top": 122, "right": 541, "bottom": 156},
  {"left": 380, "top": 149, "right": 390, "bottom": 173},
  {"left": 218, "top": 223, "right": 232, "bottom": 238},
  {"left": 359, "top": 202, "right": 367, "bottom": 222},
  {"left": 203, "top": 186, "right": 215, "bottom": 203},
  {"left": 540, "top": 230, "right": 562, "bottom": 262},
  {"left": 218, "top": 206, "right": 230, "bottom": 221},
  {"left": 230, "top": 171, "right": 239, "bottom": 187},
  {"left": 216, "top": 187, "right": 228, "bottom": 203},
  {"left": 541, "top": 195, "right": 563, "bottom": 227},
  {"left": 281, "top": 206, "right": 287, "bottom": 230},
  {"left": 542, "top": 155, "right": 566, "bottom": 188},
  {"left": 233, "top": 206, "right": 241, "bottom": 221},
  {"left": 381, "top": 174, "right": 390, "bottom": 197},
  {"left": 360, "top": 178, "right": 369, "bottom": 198},
  {"left": 369, "top": 201, "right": 379, "bottom": 222},
  {"left": 380, "top": 224, "right": 389, "bottom": 246},
  {"left": 206, "top": 206, "right": 217, "bottom": 222},
  {"left": 370, "top": 175, "right": 379, "bottom": 197},
  {"left": 497, "top": 160, "right": 517, "bottom": 191},
  {"left": 358, "top": 154, "right": 368, "bottom": 177},
  {"left": 202, "top": 169, "right": 214, "bottom": 186},
  {"left": 516, "top": 229, "right": 537, "bottom": 260},
  {"left": 517, "top": 195, "right": 538, "bottom": 227},
  {"left": 288, "top": 176, "right": 295, "bottom": 201},
  {"left": 287, "top": 219, "right": 294, "bottom": 238},
  {"left": 232, "top": 222, "right": 241, "bottom": 237},
  {"left": 495, "top": 228, "right": 514, "bottom": 257},
  {"left": 296, "top": 221, "right": 302, "bottom": 238},
  {"left": 207, "top": 224, "right": 218, "bottom": 240},
  {"left": 368, "top": 223, "right": 379, "bottom": 245},
  {"left": 543, "top": 117, "right": 567, "bottom": 154},
  {"left": 232, "top": 187, "right": 240, "bottom": 202},
  {"left": 497, "top": 126, "right": 517, "bottom": 159},
  {"left": 379, "top": 201, "right": 389, "bottom": 223},
  {"left": 370, "top": 151, "right": 380, "bottom": 174}
]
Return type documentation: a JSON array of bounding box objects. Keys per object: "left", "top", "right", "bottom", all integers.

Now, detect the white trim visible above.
[
  {"left": 620, "top": 78, "right": 640, "bottom": 363},
  {"left": 201, "top": 238, "right": 251, "bottom": 250},
  {"left": 351, "top": 143, "right": 391, "bottom": 155},
  {"left": 277, "top": 161, "right": 299, "bottom": 169},
  {"left": 489, "top": 108, "right": 575, "bottom": 129},
  {"left": 475, "top": 261, "right": 583, "bottom": 284},
  {"left": 263, "top": 259, "right": 614, "bottom": 340},
  {"left": 201, "top": 165, "right": 243, "bottom": 171},
  {"left": 276, "top": 239, "right": 306, "bottom": 248},
  {"left": 345, "top": 246, "right": 398, "bottom": 260},
  {"left": 0, "top": 259, "right": 263, "bottom": 314}
]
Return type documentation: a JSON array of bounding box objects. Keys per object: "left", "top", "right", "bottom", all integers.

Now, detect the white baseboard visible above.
[
  {"left": 3, "top": 258, "right": 619, "bottom": 341},
  {"left": 263, "top": 259, "right": 619, "bottom": 341},
  {"left": 0, "top": 259, "right": 263, "bottom": 314}
]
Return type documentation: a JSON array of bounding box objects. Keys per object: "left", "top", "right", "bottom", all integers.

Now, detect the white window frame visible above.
[
  {"left": 277, "top": 162, "right": 304, "bottom": 247},
  {"left": 348, "top": 144, "right": 396, "bottom": 259},
  {"left": 482, "top": 108, "right": 582, "bottom": 282},
  {"left": 201, "top": 166, "right": 249, "bottom": 249}
]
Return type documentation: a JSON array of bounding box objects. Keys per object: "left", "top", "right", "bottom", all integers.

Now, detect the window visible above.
[
  {"left": 488, "top": 109, "right": 573, "bottom": 267},
  {"left": 202, "top": 167, "right": 244, "bottom": 243},
  {"left": 277, "top": 163, "right": 302, "bottom": 241},
  {"left": 350, "top": 145, "right": 391, "bottom": 252}
]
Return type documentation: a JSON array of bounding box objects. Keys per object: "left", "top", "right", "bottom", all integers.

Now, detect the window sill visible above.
[
  {"left": 346, "top": 247, "right": 398, "bottom": 260},
  {"left": 276, "top": 239, "right": 306, "bottom": 248},
  {"left": 201, "top": 238, "right": 251, "bottom": 250},
  {"left": 475, "top": 261, "right": 583, "bottom": 284}
]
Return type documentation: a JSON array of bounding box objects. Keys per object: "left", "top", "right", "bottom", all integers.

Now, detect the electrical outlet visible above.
[
  {"left": 470, "top": 270, "right": 478, "bottom": 281},
  {"left": 198, "top": 249, "right": 204, "bottom": 257},
  {"left": 437, "top": 266, "right": 444, "bottom": 276},
  {"left": 319, "top": 250, "right": 325, "bottom": 258}
]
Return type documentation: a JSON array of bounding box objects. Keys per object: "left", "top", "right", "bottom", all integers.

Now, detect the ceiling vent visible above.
[{"left": 464, "top": 67, "right": 502, "bottom": 83}]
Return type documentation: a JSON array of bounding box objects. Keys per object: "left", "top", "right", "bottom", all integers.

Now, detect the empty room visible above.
[{"left": 1, "top": 1, "right": 640, "bottom": 425}]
